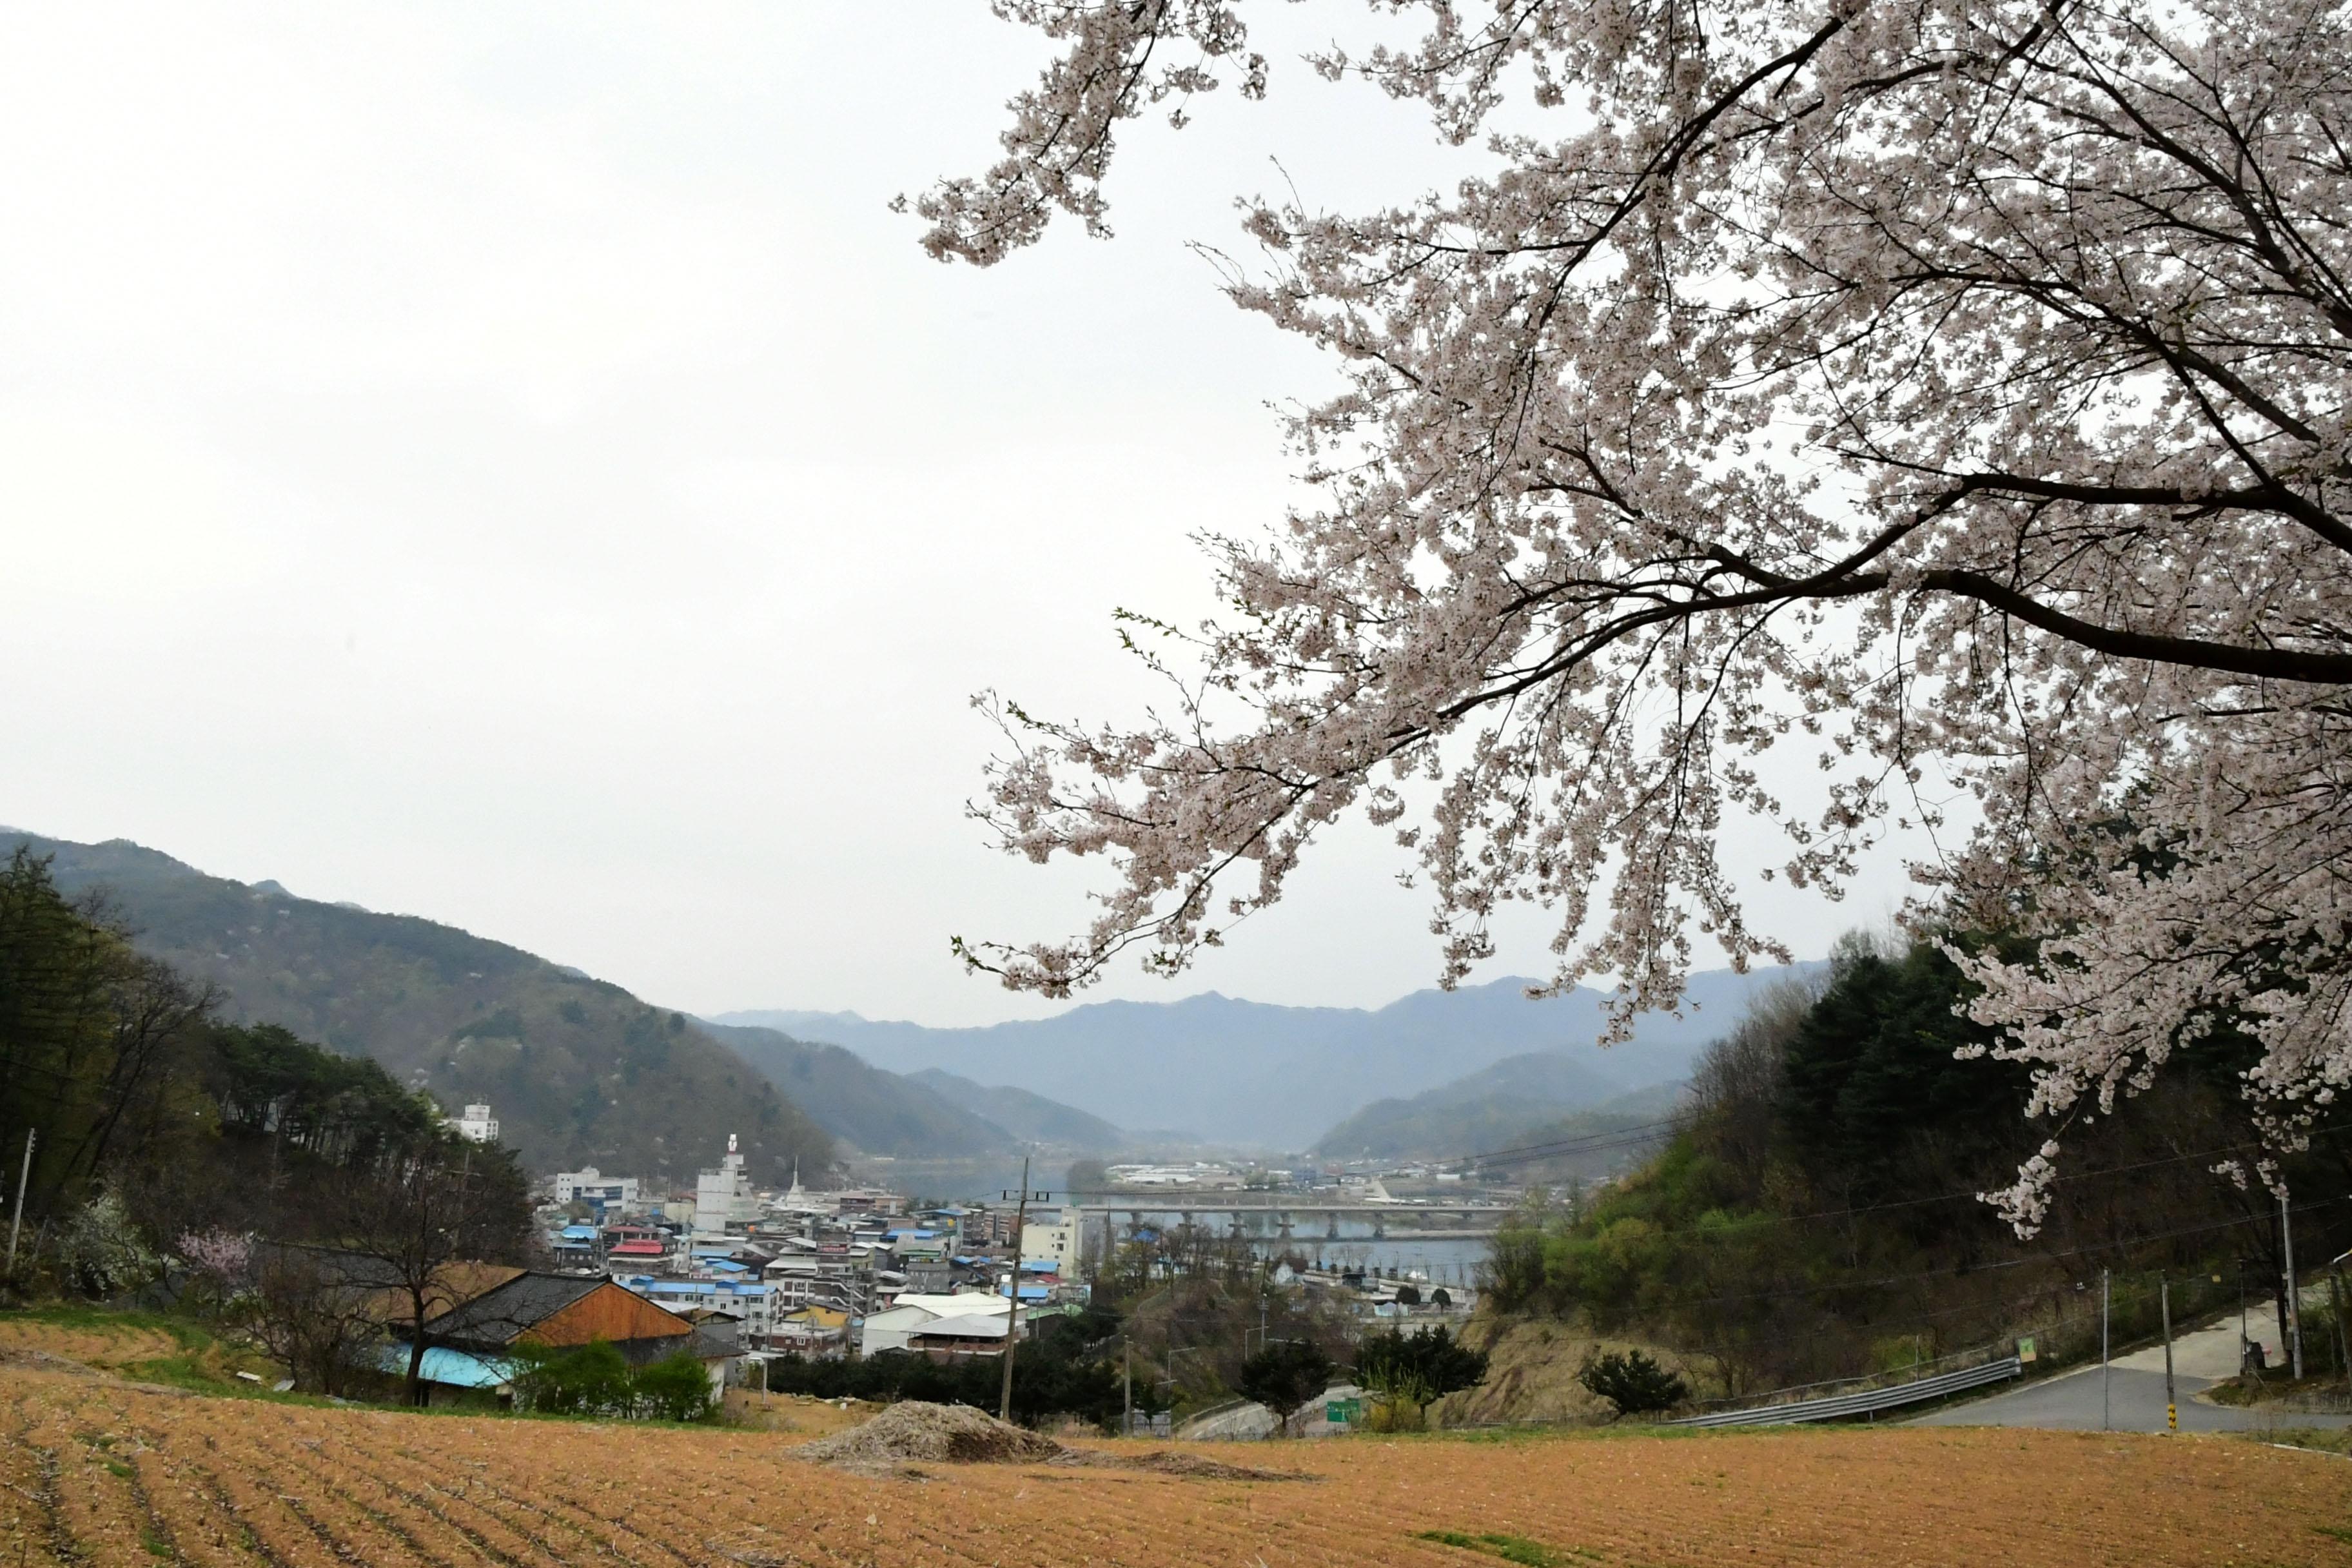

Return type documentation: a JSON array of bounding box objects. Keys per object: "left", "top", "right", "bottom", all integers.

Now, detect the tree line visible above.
[
  {"left": 0, "top": 847, "right": 536, "bottom": 1403},
  {"left": 1484, "top": 933, "right": 2352, "bottom": 1397}
]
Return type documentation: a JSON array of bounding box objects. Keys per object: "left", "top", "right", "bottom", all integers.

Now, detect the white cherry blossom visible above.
[{"left": 919, "top": 0, "right": 2352, "bottom": 1223}]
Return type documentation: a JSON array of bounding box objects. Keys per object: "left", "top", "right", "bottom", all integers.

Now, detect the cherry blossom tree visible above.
[{"left": 919, "top": 0, "right": 2352, "bottom": 1222}]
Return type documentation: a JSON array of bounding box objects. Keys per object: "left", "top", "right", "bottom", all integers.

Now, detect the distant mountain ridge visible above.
[
  {"left": 717, "top": 961, "right": 1821, "bottom": 1149},
  {"left": 905, "top": 1069, "right": 1124, "bottom": 1152},
  {"left": 698, "top": 1021, "right": 1119, "bottom": 1158}
]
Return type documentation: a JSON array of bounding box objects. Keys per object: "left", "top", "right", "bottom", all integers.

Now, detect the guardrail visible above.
[{"left": 1670, "top": 1355, "right": 2023, "bottom": 1427}]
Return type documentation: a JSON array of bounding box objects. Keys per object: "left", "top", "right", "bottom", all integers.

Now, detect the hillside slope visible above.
[
  {"left": 906, "top": 1069, "right": 1125, "bottom": 1151},
  {"left": 700, "top": 1022, "right": 1019, "bottom": 1158},
  {"left": 719, "top": 964, "right": 1818, "bottom": 1148},
  {"left": 1314, "top": 1051, "right": 1631, "bottom": 1158},
  {"left": 8, "top": 831, "right": 833, "bottom": 1186}
]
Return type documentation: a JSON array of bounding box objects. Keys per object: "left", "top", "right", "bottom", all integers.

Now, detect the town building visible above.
[
  {"left": 694, "top": 1135, "right": 759, "bottom": 1236},
  {"left": 554, "top": 1167, "right": 640, "bottom": 1211},
  {"left": 449, "top": 1103, "right": 500, "bottom": 1144},
  {"left": 1017, "top": 1210, "right": 1081, "bottom": 1274},
  {"left": 386, "top": 1271, "right": 735, "bottom": 1407},
  {"left": 859, "top": 1291, "right": 1011, "bottom": 1356},
  {"left": 617, "top": 1276, "right": 777, "bottom": 1344}
]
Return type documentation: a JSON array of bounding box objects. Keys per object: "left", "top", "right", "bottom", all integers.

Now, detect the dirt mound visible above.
[
  {"left": 1052, "top": 1449, "right": 1301, "bottom": 1482},
  {"left": 795, "top": 1402, "right": 1308, "bottom": 1483},
  {"left": 795, "top": 1401, "right": 1065, "bottom": 1470}
]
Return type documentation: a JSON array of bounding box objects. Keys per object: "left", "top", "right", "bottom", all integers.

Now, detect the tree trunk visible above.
[{"left": 406, "top": 1288, "right": 429, "bottom": 1407}]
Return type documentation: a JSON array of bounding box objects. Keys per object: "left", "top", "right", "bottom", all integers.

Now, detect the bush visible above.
[
  {"left": 55, "top": 1192, "right": 163, "bottom": 1298},
  {"left": 1577, "top": 1348, "right": 1688, "bottom": 1417},
  {"left": 630, "top": 1351, "right": 717, "bottom": 1422},
  {"left": 511, "top": 1339, "right": 634, "bottom": 1416}
]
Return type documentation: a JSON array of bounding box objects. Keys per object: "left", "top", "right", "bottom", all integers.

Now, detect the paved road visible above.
[
  {"left": 1179, "top": 1384, "right": 1368, "bottom": 1441},
  {"left": 1911, "top": 1311, "right": 2352, "bottom": 1433}
]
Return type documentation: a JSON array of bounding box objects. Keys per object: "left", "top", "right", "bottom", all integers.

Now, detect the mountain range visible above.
[
  {"left": 14, "top": 827, "right": 1819, "bottom": 1173},
  {"left": 716, "top": 960, "right": 1819, "bottom": 1150},
  {"left": 5, "top": 832, "right": 1106, "bottom": 1181}
]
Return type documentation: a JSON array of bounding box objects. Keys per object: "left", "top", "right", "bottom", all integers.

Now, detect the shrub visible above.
[
  {"left": 510, "top": 1340, "right": 632, "bottom": 1416},
  {"left": 630, "top": 1351, "right": 717, "bottom": 1422},
  {"left": 1577, "top": 1349, "right": 1688, "bottom": 1417},
  {"left": 56, "top": 1192, "right": 163, "bottom": 1298}
]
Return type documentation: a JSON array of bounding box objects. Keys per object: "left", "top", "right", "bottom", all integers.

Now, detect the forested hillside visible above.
[
  {"left": 1486, "top": 938, "right": 2352, "bottom": 1398},
  {"left": 0, "top": 846, "right": 536, "bottom": 1282},
  {"left": 7, "top": 832, "right": 833, "bottom": 1185},
  {"left": 1313, "top": 1051, "right": 1656, "bottom": 1159}
]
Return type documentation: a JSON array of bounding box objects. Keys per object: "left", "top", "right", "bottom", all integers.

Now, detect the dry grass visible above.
[
  {"left": 0, "top": 1361, "right": 2346, "bottom": 1567},
  {"left": 720, "top": 1389, "right": 877, "bottom": 1439},
  {"left": 0, "top": 1317, "right": 185, "bottom": 1369}
]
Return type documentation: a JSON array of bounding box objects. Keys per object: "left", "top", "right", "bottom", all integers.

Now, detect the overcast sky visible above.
[{"left": 0, "top": 5, "right": 1926, "bottom": 1026}]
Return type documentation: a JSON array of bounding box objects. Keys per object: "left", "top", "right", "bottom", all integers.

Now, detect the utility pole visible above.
[
  {"left": 2280, "top": 1191, "right": 2304, "bottom": 1380},
  {"left": 1122, "top": 1336, "right": 1133, "bottom": 1437},
  {"left": 2331, "top": 1253, "right": 2351, "bottom": 1391},
  {"left": 2240, "top": 1258, "right": 2252, "bottom": 1375},
  {"left": 2160, "top": 1276, "right": 2177, "bottom": 1434},
  {"left": 997, "top": 1155, "right": 1034, "bottom": 1424},
  {"left": 2100, "top": 1268, "right": 2111, "bottom": 1432},
  {"left": 6, "top": 1129, "right": 34, "bottom": 1275},
  {"left": 2333, "top": 1262, "right": 2351, "bottom": 1390}
]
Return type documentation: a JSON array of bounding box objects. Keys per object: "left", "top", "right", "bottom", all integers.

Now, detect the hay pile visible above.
[{"left": 794, "top": 1401, "right": 1064, "bottom": 1469}]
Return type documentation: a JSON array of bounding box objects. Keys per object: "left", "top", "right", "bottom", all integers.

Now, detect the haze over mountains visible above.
[
  {"left": 716, "top": 961, "right": 1819, "bottom": 1150},
  {"left": 14, "top": 828, "right": 1818, "bottom": 1172}
]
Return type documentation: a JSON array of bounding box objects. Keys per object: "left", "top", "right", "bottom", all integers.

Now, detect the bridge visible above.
[{"left": 1068, "top": 1196, "right": 1511, "bottom": 1240}]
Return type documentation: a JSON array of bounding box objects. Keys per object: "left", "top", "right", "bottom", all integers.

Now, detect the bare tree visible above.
[{"left": 320, "top": 1139, "right": 531, "bottom": 1405}]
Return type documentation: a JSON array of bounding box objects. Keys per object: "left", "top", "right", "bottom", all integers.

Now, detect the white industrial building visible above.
[
  {"left": 859, "top": 1291, "right": 1011, "bottom": 1356},
  {"left": 1018, "top": 1209, "right": 1082, "bottom": 1274},
  {"left": 449, "top": 1104, "right": 500, "bottom": 1144},
  {"left": 694, "top": 1135, "right": 759, "bottom": 1236},
  {"left": 553, "top": 1166, "right": 640, "bottom": 1210}
]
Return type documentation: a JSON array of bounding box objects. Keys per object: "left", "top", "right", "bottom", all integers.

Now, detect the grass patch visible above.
[
  {"left": 1415, "top": 1530, "right": 1600, "bottom": 1566},
  {"left": 2206, "top": 1373, "right": 2352, "bottom": 1410},
  {"left": 2237, "top": 1427, "right": 2352, "bottom": 1458},
  {"left": 7, "top": 1304, "right": 214, "bottom": 1353},
  {"left": 2313, "top": 1524, "right": 2352, "bottom": 1544}
]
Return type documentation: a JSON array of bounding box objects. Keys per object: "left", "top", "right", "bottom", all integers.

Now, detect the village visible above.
[{"left": 393, "top": 1106, "right": 1486, "bottom": 1417}]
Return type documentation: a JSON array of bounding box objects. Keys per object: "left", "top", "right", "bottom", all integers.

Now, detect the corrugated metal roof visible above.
[
  {"left": 910, "top": 1313, "right": 1009, "bottom": 1340},
  {"left": 380, "top": 1344, "right": 516, "bottom": 1389}
]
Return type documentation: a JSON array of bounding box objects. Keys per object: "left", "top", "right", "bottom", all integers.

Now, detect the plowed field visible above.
[{"left": 0, "top": 1363, "right": 2342, "bottom": 1568}]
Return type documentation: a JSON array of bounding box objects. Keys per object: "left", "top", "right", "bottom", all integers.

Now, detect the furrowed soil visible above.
[{"left": 0, "top": 1360, "right": 2344, "bottom": 1567}]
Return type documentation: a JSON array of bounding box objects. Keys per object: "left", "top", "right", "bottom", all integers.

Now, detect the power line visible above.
[
  {"left": 1592, "top": 1195, "right": 2352, "bottom": 1315},
  {"left": 1447, "top": 1115, "right": 1692, "bottom": 1168}
]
